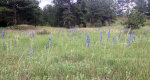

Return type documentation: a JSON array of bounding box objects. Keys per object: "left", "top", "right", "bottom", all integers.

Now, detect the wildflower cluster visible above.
[{"left": 46, "top": 36, "right": 53, "bottom": 50}]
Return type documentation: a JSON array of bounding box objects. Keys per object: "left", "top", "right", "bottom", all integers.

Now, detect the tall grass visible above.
[{"left": 0, "top": 26, "right": 150, "bottom": 80}]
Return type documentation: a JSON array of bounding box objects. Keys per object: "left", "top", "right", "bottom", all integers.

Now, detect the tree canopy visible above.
[{"left": 0, "top": 0, "right": 150, "bottom": 28}]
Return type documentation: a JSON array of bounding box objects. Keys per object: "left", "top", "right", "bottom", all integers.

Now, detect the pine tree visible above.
[{"left": 0, "top": 0, "right": 42, "bottom": 26}]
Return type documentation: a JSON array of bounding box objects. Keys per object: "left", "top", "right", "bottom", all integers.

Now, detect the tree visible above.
[
  {"left": 125, "top": 11, "right": 146, "bottom": 32},
  {"left": 43, "top": 5, "right": 56, "bottom": 26},
  {"left": 53, "top": 0, "right": 75, "bottom": 28},
  {"left": 73, "top": 0, "right": 87, "bottom": 27},
  {"left": 86, "top": 0, "right": 116, "bottom": 27},
  {"left": 0, "top": 0, "right": 42, "bottom": 27}
]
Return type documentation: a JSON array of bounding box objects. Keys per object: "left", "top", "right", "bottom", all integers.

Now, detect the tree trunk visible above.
[
  {"left": 128, "top": 25, "right": 132, "bottom": 35},
  {"left": 13, "top": 1, "right": 17, "bottom": 26},
  {"left": 68, "top": 0, "right": 71, "bottom": 28},
  {"left": 91, "top": 15, "right": 94, "bottom": 27}
]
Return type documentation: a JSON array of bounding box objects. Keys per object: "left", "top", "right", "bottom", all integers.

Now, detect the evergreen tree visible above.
[
  {"left": 86, "top": 0, "right": 116, "bottom": 27},
  {"left": 0, "top": 0, "right": 42, "bottom": 27},
  {"left": 73, "top": 0, "right": 87, "bottom": 27}
]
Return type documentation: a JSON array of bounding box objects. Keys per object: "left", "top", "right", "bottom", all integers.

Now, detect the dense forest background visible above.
[{"left": 0, "top": 0, "right": 150, "bottom": 28}]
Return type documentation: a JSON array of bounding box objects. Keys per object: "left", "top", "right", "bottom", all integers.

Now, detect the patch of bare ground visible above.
[
  {"left": 5, "top": 27, "right": 125, "bottom": 34},
  {"left": 18, "top": 24, "right": 32, "bottom": 27}
]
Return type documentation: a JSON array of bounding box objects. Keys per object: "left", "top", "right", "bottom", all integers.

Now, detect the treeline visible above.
[
  {"left": 43, "top": 0, "right": 116, "bottom": 28},
  {"left": 0, "top": 0, "right": 150, "bottom": 28}
]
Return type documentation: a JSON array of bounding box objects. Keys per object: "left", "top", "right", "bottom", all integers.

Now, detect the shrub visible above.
[
  {"left": 124, "top": 11, "right": 146, "bottom": 32},
  {"left": 37, "top": 29, "right": 49, "bottom": 35},
  {"left": 7, "top": 25, "right": 35, "bottom": 30}
]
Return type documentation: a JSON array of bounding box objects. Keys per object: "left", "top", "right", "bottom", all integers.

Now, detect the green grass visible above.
[
  {"left": 0, "top": 26, "right": 150, "bottom": 80},
  {"left": 145, "top": 19, "right": 150, "bottom": 26}
]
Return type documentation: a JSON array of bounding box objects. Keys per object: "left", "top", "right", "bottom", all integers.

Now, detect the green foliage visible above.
[
  {"left": 45, "top": 0, "right": 116, "bottom": 27},
  {"left": 86, "top": 0, "right": 116, "bottom": 27},
  {"left": 124, "top": 11, "right": 146, "bottom": 30},
  {"left": 43, "top": 5, "right": 56, "bottom": 26},
  {"left": 0, "top": 0, "right": 43, "bottom": 27},
  {"left": 7, "top": 25, "right": 35, "bottom": 30},
  {"left": 37, "top": 29, "right": 49, "bottom": 35}
]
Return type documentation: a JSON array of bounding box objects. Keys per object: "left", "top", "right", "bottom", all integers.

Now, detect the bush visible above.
[
  {"left": 7, "top": 25, "right": 35, "bottom": 30},
  {"left": 37, "top": 29, "right": 49, "bottom": 35},
  {"left": 124, "top": 11, "right": 146, "bottom": 31}
]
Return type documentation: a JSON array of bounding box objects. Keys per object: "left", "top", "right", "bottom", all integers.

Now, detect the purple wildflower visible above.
[
  {"left": 49, "top": 37, "right": 52, "bottom": 41},
  {"left": 46, "top": 46, "right": 49, "bottom": 50},
  {"left": 86, "top": 35, "right": 90, "bottom": 47},
  {"left": 118, "top": 34, "right": 120, "bottom": 40},
  {"left": 15, "top": 40, "right": 16, "bottom": 44},
  {"left": 2, "top": 28, "right": 5, "bottom": 39},
  {"left": 108, "top": 28, "right": 110, "bottom": 39},
  {"left": 32, "top": 32, "right": 34, "bottom": 38},
  {"left": 50, "top": 43, "right": 52, "bottom": 48},
  {"left": 113, "top": 36, "right": 115, "bottom": 44},
  {"left": 80, "top": 32, "right": 82, "bottom": 38},
  {"left": 133, "top": 35, "right": 135, "bottom": 41},
  {"left": 100, "top": 32, "right": 103, "bottom": 43},
  {"left": 130, "top": 32, "right": 132, "bottom": 37},
  {"left": 33, "top": 50, "right": 34, "bottom": 54},
  {"left": 127, "top": 37, "right": 131, "bottom": 46}
]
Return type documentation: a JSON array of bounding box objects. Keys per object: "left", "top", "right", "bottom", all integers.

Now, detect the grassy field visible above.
[{"left": 0, "top": 21, "right": 150, "bottom": 80}]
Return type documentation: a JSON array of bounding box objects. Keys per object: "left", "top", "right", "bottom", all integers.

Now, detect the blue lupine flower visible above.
[
  {"left": 50, "top": 43, "right": 52, "bottom": 48},
  {"left": 121, "top": 39, "right": 124, "bottom": 42},
  {"left": 30, "top": 52, "right": 32, "bottom": 58},
  {"left": 133, "top": 35, "right": 135, "bottom": 41},
  {"left": 74, "top": 27, "right": 77, "bottom": 32},
  {"left": 33, "top": 50, "right": 34, "bottom": 54},
  {"left": 85, "top": 31, "right": 87, "bottom": 38},
  {"left": 118, "top": 34, "right": 120, "bottom": 40},
  {"left": 15, "top": 40, "right": 16, "bottom": 44},
  {"left": 80, "top": 32, "right": 82, "bottom": 38},
  {"left": 2, "top": 28, "right": 5, "bottom": 39},
  {"left": 69, "top": 31, "right": 71, "bottom": 41},
  {"left": 130, "top": 32, "right": 132, "bottom": 37},
  {"left": 46, "top": 46, "right": 49, "bottom": 50},
  {"left": 113, "top": 36, "right": 115, "bottom": 44},
  {"left": 49, "top": 37, "right": 52, "bottom": 41},
  {"left": 127, "top": 37, "right": 131, "bottom": 46},
  {"left": 123, "top": 29, "right": 125, "bottom": 33},
  {"left": 86, "top": 35, "right": 90, "bottom": 47},
  {"left": 108, "top": 28, "right": 110, "bottom": 39},
  {"left": 29, "top": 47, "right": 34, "bottom": 57},
  {"left": 100, "top": 32, "right": 103, "bottom": 43},
  {"left": 50, "top": 43, "right": 52, "bottom": 46},
  {"left": 32, "top": 32, "right": 34, "bottom": 38}
]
